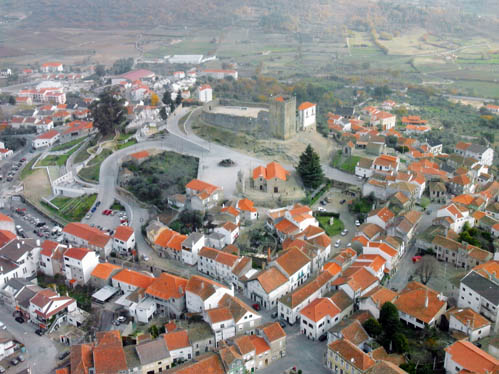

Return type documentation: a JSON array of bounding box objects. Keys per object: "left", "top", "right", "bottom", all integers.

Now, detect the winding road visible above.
[{"left": 83, "top": 106, "right": 360, "bottom": 265}]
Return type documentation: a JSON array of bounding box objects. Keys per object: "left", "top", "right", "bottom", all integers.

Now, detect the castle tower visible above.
[{"left": 269, "top": 95, "right": 297, "bottom": 140}]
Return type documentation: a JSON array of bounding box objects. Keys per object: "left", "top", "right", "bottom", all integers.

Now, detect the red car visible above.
[
  {"left": 252, "top": 303, "right": 261, "bottom": 311},
  {"left": 412, "top": 255, "right": 422, "bottom": 264}
]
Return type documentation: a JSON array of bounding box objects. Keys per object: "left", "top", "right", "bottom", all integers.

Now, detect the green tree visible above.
[
  {"left": 149, "top": 325, "right": 159, "bottom": 338},
  {"left": 95, "top": 64, "right": 106, "bottom": 77},
  {"left": 297, "top": 144, "right": 324, "bottom": 189},
  {"left": 111, "top": 58, "right": 134, "bottom": 74},
  {"left": 379, "top": 302, "right": 401, "bottom": 337},
  {"left": 392, "top": 332, "right": 409, "bottom": 353},
  {"left": 89, "top": 89, "right": 127, "bottom": 136},
  {"left": 175, "top": 91, "right": 183, "bottom": 106},
  {"left": 159, "top": 107, "right": 168, "bottom": 120},
  {"left": 162, "top": 90, "right": 172, "bottom": 105},
  {"left": 363, "top": 318, "right": 382, "bottom": 337}
]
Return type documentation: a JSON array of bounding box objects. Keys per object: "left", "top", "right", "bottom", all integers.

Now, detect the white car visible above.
[
  {"left": 355, "top": 220, "right": 361, "bottom": 227},
  {"left": 334, "top": 239, "right": 341, "bottom": 248},
  {"left": 341, "top": 229, "right": 348, "bottom": 236},
  {"left": 317, "top": 207, "right": 326, "bottom": 212},
  {"left": 347, "top": 242, "right": 351, "bottom": 248},
  {"left": 0, "top": 321, "right": 5, "bottom": 330}
]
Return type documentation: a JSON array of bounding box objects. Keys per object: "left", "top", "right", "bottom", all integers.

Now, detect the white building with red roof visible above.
[
  {"left": 39, "top": 240, "right": 67, "bottom": 277},
  {"left": 299, "top": 297, "right": 341, "bottom": 340},
  {"left": 40, "top": 62, "right": 64, "bottom": 73},
  {"left": 366, "top": 206, "right": 395, "bottom": 230},
  {"left": 436, "top": 203, "right": 474, "bottom": 233},
  {"left": 198, "top": 246, "right": 243, "bottom": 284},
  {"left": 237, "top": 198, "right": 258, "bottom": 221},
  {"left": 214, "top": 221, "right": 239, "bottom": 246},
  {"left": 63, "top": 247, "right": 99, "bottom": 285},
  {"left": 62, "top": 222, "right": 112, "bottom": 257},
  {"left": 145, "top": 272, "right": 188, "bottom": 318},
  {"left": 112, "top": 226, "right": 135, "bottom": 254},
  {"left": 197, "top": 84, "right": 213, "bottom": 103},
  {"left": 444, "top": 340, "right": 499, "bottom": 374},
  {"left": 32, "top": 129, "right": 60, "bottom": 149},
  {"left": 298, "top": 102, "right": 317, "bottom": 130},
  {"left": 185, "top": 179, "right": 223, "bottom": 211},
  {"left": 371, "top": 155, "right": 400, "bottom": 175},
  {"left": 29, "top": 288, "right": 76, "bottom": 329}
]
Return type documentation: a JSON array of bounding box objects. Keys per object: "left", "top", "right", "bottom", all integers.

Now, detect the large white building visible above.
[
  {"left": 32, "top": 130, "right": 60, "bottom": 149},
  {"left": 297, "top": 102, "right": 316, "bottom": 130},
  {"left": 246, "top": 267, "right": 289, "bottom": 311},
  {"left": 185, "top": 275, "right": 234, "bottom": 313},
  {"left": 197, "top": 84, "right": 213, "bottom": 103},
  {"left": 63, "top": 247, "right": 99, "bottom": 286}
]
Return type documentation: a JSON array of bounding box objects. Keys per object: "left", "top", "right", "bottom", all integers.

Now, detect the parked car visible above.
[
  {"left": 10, "top": 358, "right": 19, "bottom": 366},
  {"left": 320, "top": 200, "right": 326, "bottom": 206},
  {"left": 35, "top": 329, "right": 45, "bottom": 336},
  {"left": 412, "top": 256, "right": 422, "bottom": 264},
  {"left": 278, "top": 319, "right": 287, "bottom": 328},
  {"left": 15, "top": 316, "right": 25, "bottom": 324},
  {"left": 355, "top": 220, "right": 361, "bottom": 227},
  {"left": 271, "top": 311, "right": 278, "bottom": 319},
  {"left": 252, "top": 303, "right": 261, "bottom": 311},
  {"left": 58, "top": 351, "right": 70, "bottom": 360},
  {"left": 17, "top": 355, "right": 24, "bottom": 362},
  {"left": 141, "top": 255, "right": 150, "bottom": 261},
  {"left": 317, "top": 207, "right": 326, "bottom": 212},
  {"left": 319, "top": 334, "right": 328, "bottom": 342},
  {"left": 340, "top": 199, "right": 346, "bottom": 204},
  {"left": 334, "top": 239, "right": 341, "bottom": 248},
  {"left": 117, "top": 316, "right": 126, "bottom": 323},
  {"left": 341, "top": 229, "right": 348, "bottom": 236},
  {"left": 0, "top": 365, "right": 5, "bottom": 373}
]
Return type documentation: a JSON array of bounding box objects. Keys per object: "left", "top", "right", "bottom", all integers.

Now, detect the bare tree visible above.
[{"left": 416, "top": 255, "right": 438, "bottom": 285}]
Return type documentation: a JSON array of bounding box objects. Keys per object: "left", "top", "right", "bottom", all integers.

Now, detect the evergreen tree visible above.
[
  {"left": 379, "top": 302, "right": 401, "bottom": 338},
  {"left": 89, "top": 89, "right": 127, "bottom": 136},
  {"left": 175, "top": 91, "right": 183, "bottom": 106},
  {"left": 297, "top": 144, "right": 324, "bottom": 189},
  {"left": 159, "top": 107, "right": 168, "bottom": 120},
  {"left": 162, "top": 90, "right": 172, "bottom": 105}
]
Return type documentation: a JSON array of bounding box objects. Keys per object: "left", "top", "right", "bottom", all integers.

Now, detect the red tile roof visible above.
[
  {"left": 91, "top": 262, "right": 121, "bottom": 280},
  {"left": 163, "top": 330, "right": 190, "bottom": 350},
  {"left": 113, "top": 226, "right": 134, "bottom": 241},
  {"left": 64, "top": 247, "right": 92, "bottom": 261},
  {"left": 299, "top": 297, "right": 340, "bottom": 322},
  {"left": 298, "top": 102, "right": 316, "bottom": 111},
  {"left": 146, "top": 272, "right": 187, "bottom": 300},
  {"left": 445, "top": 340, "right": 499, "bottom": 374},
  {"left": 252, "top": 162, "right": 290, "bottom": 181},
  {"left": 112, "top": 269, "right": 154, "bottom": 289},
  {"left": 328, "top": 339, "right": 375, "bottom": 371}
]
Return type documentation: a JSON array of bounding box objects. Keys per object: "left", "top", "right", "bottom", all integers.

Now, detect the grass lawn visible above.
[
  {"left": 51, "top": 137, "right": 85, "bottom": 152},
  {"left": 111, "top": 200, "right": 125, "bottom": 211},
  {"left": 20, "top": 155, "right": 41, "bottom": 179},
  {"left": 42, "top": 193, "right": 97, "bottom": 222},
  {"left": 117, "top": 132, "right": 134, "bottom": 142},
  {"left": 340, "top": 156, "right": 360, "bottom": 174},
  {"left": 317, "top": 215, "right": 344, "bottom": 237},
  {"left": 38, "top": 146, "right": 80, "bottom": 167},
  {"left": 77, "top": 149, "right": 113, "bottom": 182},
  {"left": 73, "top": 140, "right": 95, "bottom": 164},
  {"left": 116, "top": 138, "right": 137, "bottom": 150}
]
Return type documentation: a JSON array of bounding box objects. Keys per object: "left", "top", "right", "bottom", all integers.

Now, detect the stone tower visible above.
[{"left": 269, "top": 95, "right": 297, "bottom": 140}]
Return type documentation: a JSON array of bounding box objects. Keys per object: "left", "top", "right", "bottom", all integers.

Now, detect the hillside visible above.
[{"left": 2, "top": 0, "right": 498, "bottom": 38}]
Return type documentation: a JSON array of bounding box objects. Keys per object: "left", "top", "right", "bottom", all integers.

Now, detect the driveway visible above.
[{"left": 0, "top": 305, "right": 58, "bottom": 374}]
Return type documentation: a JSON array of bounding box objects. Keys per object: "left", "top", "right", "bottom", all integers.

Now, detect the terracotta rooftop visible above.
[
  {"left": 299, "top": 297, "right": 340, "bottom": 323},
  {"left": 252, "top": 161, "right": 290, "bottom": 181},
  {"left": 112, "top": 269, "right": 154, "bottom": 289},
  {"left": 146, "top": 272, "right": 187, "bottom": 301},
  {"left": 254, "top": 267, "right": 288, "bottom": 294},
  {"left": 163, "top": 330, "right": 190, "bottom": 351},
  {"left": 91, "top": 262, "right": 121, "bottom": 280},
  {"left": 445, "top": 340, "right": 499, "bottom": 374},
  {"left": 328, "top": 338, "right": 375, "bottom": 371},
  {"left": 394, "top": 282, "right": 446, "bottom": 324},
  {"left": 275, "top": 247, "right": 310, "bottom": 276}
]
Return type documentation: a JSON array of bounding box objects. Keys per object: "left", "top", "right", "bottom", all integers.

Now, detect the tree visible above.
[
  {"left": 148, "top": 325, "right": 159, "bottom": 338},
  {"left": 363, "top": 318, "right": 382, "bottom": 337},
  {"left": 159, "top": 107, "right": 168, "bottom": 120},
  {"left": 89, "top": 89, "right": 127, "bottom": 136},
  {"left": 110, "top": 58, "right": 134, "bottom": 74},
  {"left": 150, "top": 93, "right": 160, "bottom": 106},
  {"left": 392, "top": 332, "right": 409, "bottom": 353},
  {"left": 8, "top": 96, "right": 16, "bottom": 105},
  {"left": 379, "top": 302, "right": 401, "bottom": 338},
  {"left": 162, "top": 90, "right": 172, "bottom": 105},
  {"left": 297, "top": 144, "right": 324, "bottom": 189},
  {"left": 386, "top": 135, "right": 398, "bottom": 148},
  {"left": 175, "top": 91, "right": 183, "bottom": 106},
  {"left": 416, "top": 255, "right": 438, "bottom": 285},
  {"left": 95, "top": 64, "right": 106, "bottom": 77},
  {"left": 420, "top": 197, "right": 430, "bottom": 210}
]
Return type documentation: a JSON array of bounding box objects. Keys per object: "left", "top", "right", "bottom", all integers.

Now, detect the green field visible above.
[
  {"left": 20, "top": 155, "right": 40, "bottom": 179},
  {"left": 38, "top": 145, "right": 80, "bottom": 167},
  {"left": 42, "top": 193, "right": 97, "bottom": 222},
  {"left": 51, "top": 138, "right": 85, "bottom": 152}
]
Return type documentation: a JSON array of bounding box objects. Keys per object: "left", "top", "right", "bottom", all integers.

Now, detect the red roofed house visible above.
[
  {"left": 41, "top": 62, "right": 64, "bottom": 73},
  {"left": 112, "top": 225, "right": 136, "bottom": 254},
  {"left": 146, "top": 272, "right": 188, "bottom": 318},
  {"left": 197, "top": 84, "right": 213, "bottom": 103},
  {"left": 62, "top": 222, "right": 112, "bottom": 257},
  {"left": 31, "top": 130, "right": 60, "bottom": 149},
  {"left": 297, "top": 102, "right": 317, "bottom": 130},
  {"left": 299, "top": 297, "right": 341, "bottom": 340},
  {"left": 0, "top": 213, "right": 15, "bottom": 234},
  {"left": 39, "top": 240, "right": 67, "bottom": 277},
  {"left": 371, "top": 155, "right": 400, "bottom": 175},
  {"left": 214, "top": 221, "right": 240, "bottom": 246},
  {"left": 444, "top": 340, "right": 499, "bottom": 374},
  {"left": 252, "top": 162, "right": 290, "bottom": 194},
  {"left": 111, "top": 269, "right": 154, "bottom": 293},
  {"left": 198, "top": 246, "right": 243, "bottom": 285},
  {"left": 237, "top": 198, "right": 258, "bottom": 221},
  {"left": 63, "top": 247, "right": 99, "bottom": 286},
  {"left": 185, "top": 179, "right": 223, "bottom": 211},
  {"left": 445, "top": 307, "right": 492, "bottom": 342},
  {"left": 29, "top": 288, "right": 77, "bottom": 329},
  {"left": 366, "top": 206, "right": 395, "bottom": 230},
  {"left": 60, "top": 120, "right": 93, "bottom": 141},
  {"left": 401, "top": 115, "right": 427, "bottom": 125},
  {"left": 326, "top": 338, "right": 375, "bottom": 373},
  {"left": 163, "top": 330, "right": 193, "bottom": 363},
  {"left": 436, "top": 203, "right": 474, "bottom": 233}
]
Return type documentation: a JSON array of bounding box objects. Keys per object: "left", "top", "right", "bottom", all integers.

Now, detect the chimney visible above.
[{"left": 36, "top": 239, "right": 40, "bottom": 246}]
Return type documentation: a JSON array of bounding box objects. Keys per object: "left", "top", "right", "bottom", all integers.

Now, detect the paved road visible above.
[{"left": 0, "top": 305, "right": 58, "bottom": 374}]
